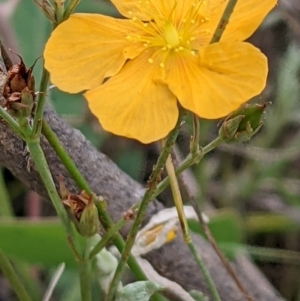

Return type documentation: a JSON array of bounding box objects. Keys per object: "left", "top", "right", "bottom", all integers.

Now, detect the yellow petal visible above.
[
  {"left": 110, "top": 0, "right": 151, "bottom": 20},
  {"left": 200, "top": 0, "right": 277, "bottom": 43},
  {"left": 110, "top": 0, "right": 190, "bottom": 22},
  {"left": 84, "top": 51, "right": 178, "bottom": 144},
  {"left": 44, "top": 13, "right": 145, "bottom": 93},
  {"left": 165, "top": 42, "right": 268, "bottom": 119}
]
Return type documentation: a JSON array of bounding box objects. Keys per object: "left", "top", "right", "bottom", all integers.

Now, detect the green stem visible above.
[
  {"left": 190, "top": 114, "right": 200, "bottom": 155},
  {"left": 64, "top": 0, "right": 80, "bottom": 19},
  {"left": 153, "top": 136, "right": 223, "bottom": 199},
  {"left": 165, "top": 154, "right": 221, "bottom": 301},
  {"left": 32, "top": 69, "right": 49, "bottom": 137},
  {"left": 26, "top": 138, "right": 73, "bottom": 237},
  {"left": 42, "top": 120, "right": 90, "bottom": 189},
  {"left": 210, "top": 0, "right": 239, "bottom": 44},
  {"left": 0, "top": 107, "right": 25, "bottom": 139},
  {"left": 0, "top": 168, "right": 14, "bottom": 217},
  {"left": 105, "top": 111, "right": 185, "bottom": 301},
  {"left": 54, "top": 0, "right": 65, "bottom": 23},
  {"left": 89, "top": 218, "right": 125, "bottom": 260},
  {"left": 186, "top": 242, "right": 221, "bottom": 301},
  {"left": 0, "top": 250, "right": 32, "bottom": 301},
  {"left": 79, "top": 238, "right": 92, "bottom": 301}
]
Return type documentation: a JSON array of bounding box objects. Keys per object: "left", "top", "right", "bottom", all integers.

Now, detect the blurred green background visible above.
[{"left": 1, "top": 0, "right": 300, "bottom": 300}]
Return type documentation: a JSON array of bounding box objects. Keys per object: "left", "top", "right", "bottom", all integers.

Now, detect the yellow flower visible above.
[{"left": 44, "top": 0, "right": 276, "bottom": 143}]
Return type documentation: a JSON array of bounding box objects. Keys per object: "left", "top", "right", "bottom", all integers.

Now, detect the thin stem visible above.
[
  {"left": 210, "top": 0, "right": 239, "bottom": 44},
  {"left": 153, "top": 136, "right": 223, "bottom": 199},
  {"left": 79, "top": 238, "right": 92, "bottom": 301},
  {"left": 67, "top": 236, "right": 83, "bottom": 263},
  {"left": 0, "top": 249, "right": 32, "bottom": 301},
  {"left": 64, "top": 0, "right": 80, "bottom": 19},
  {"left": 26, "top": 139, "right": 73, "bottom": 237},
  {"left": 31, "top": 69, "right": 49, "bottom": 137},
  {"left": 0, "top": 168, "right": 14, "bottom": 217},
  {"left": 0, "top": 106, "right": 25, "bottom": 139},
  {"left": 165, "top": 154, "right": 189, "bottom": 242},
  {"left": 105, "top": 111, "right": 185, "bottom": 301},
  {"left": 190, "top": 114, "right": 200, "bottom": 155},
  {"left": 189, "top": 195, "right": 253, "bottom": 301},
  {"left": 42, "top": 120, "right": 90, "bottom": 189},
  {"left": 165, "top": 154, "right": 221, "bottom": 301},
  {"left": 89, "top": 218, "right": 125, "bottom": 260},
  {"left": 54, "top": 0, "right": 64, "bottom": 23},
  {"left": 186, "top": 242, "right": 221, "bottom": 301}
]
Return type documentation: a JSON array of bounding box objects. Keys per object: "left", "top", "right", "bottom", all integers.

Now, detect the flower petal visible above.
[
  {"left": 84, "top": 51, "right": 178, "bottom": 144},
  {"left": 111, "top": 0, "right": 192, "bottom": 22},
  {"left": 200, "top": 0, "right": 277, "bottom": 43},
  {"left": 44, "top": 13, "right": 145, "bottom": 93},
  {"left": 110, "top": 0, "right": 151, "bottom": 20},
  {"left": 165, "top": 42, "right": 268, "bottom": 119}
]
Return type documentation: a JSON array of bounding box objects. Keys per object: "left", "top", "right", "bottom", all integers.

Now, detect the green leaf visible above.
[
  {"left": 0, "top": 219, "right": 76, "bottom": 267},
  {"left": 189, "top": 209, "right": 243, "bottom": 244},
  {"left": 115, "top": 281, "right": 163, "bottom": 301}
]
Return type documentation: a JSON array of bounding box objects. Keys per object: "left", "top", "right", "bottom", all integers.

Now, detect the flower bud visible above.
[
  {"left": 2, "top": 54, "right": 36, "bottom": 118},
  {"left": 78, "top": 200, "right": 100, "bottom": 237},
  {"left": 59, "top": 177, "right": 100, "bottom": 237},
  {"left": 6, "top": 87, "right": 34, "bottom": 119},
  {"left": 219, "top": 103, "right": 267, "bottom": 143}
]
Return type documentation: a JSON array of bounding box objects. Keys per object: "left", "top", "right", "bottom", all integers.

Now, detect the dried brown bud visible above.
[
  {"left": 59, "top": 178, "right": 100, "bottom": 237},
  {"left": 1, "top": 53, "right": 36, "bottom": 118}
]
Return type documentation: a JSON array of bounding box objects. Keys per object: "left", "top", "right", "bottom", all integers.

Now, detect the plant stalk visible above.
[{"left": 165, "top": 155, "right": 221, "bottom": 301}]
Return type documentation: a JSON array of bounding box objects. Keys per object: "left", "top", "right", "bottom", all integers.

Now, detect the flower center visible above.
[
  {"left": 126, "top": 1, "right": 210, "bottom": 67},
  {"left": 164, "top": 22, "right": 180, "bottom": 48}
]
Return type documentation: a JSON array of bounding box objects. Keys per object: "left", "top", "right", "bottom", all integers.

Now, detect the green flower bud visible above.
[
  {"left": 60, "top": 181, "right": 100, "bottom": 237},
  {"left": 219, "top": 103, "right": 267, "bottom": 143},
  {"left": 77, "top": 200, "right": 100, "bottom": 237}
]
